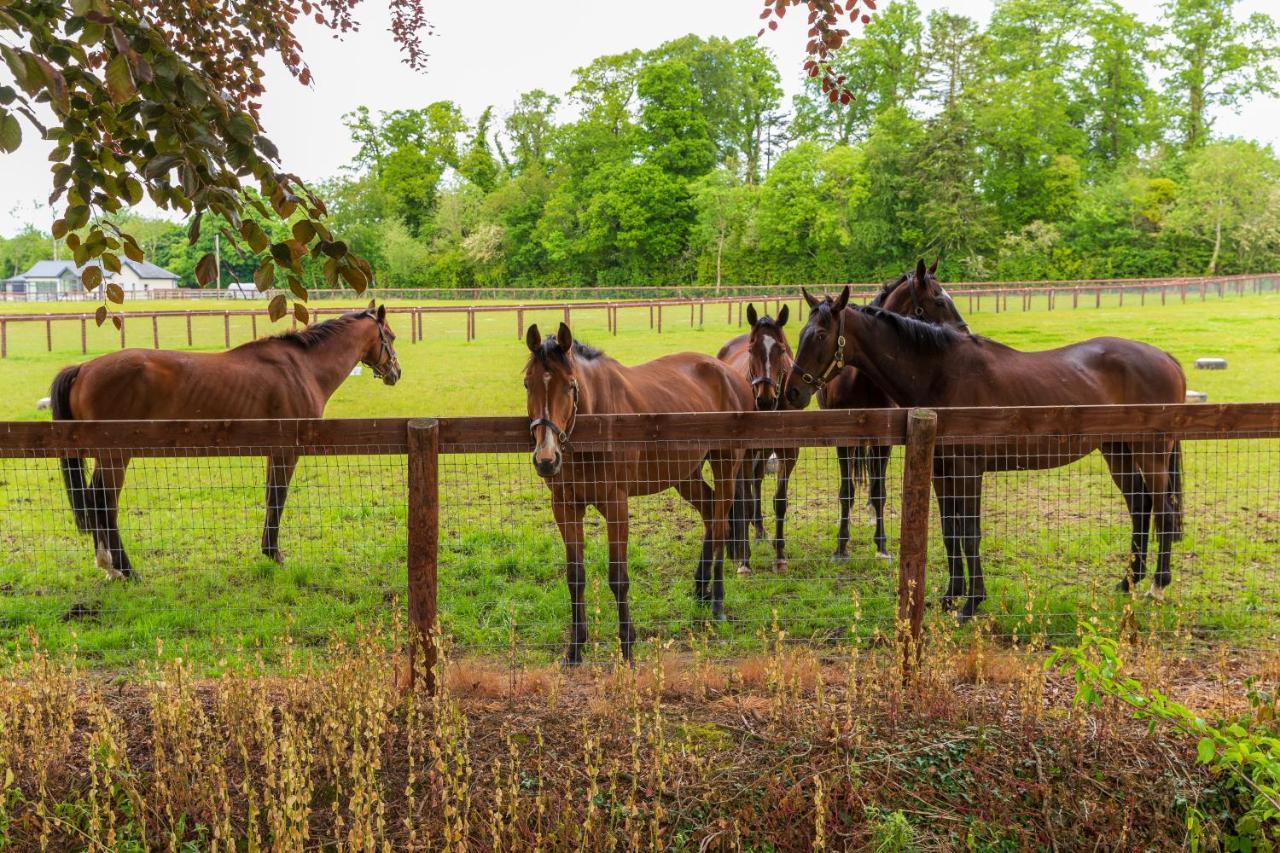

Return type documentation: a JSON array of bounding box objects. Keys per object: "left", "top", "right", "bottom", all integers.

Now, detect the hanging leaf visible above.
[
  {"left": 194, "top": 252, "right": 218, "bottom": 287},
  {"left": 105, "top": 282, "right": 124, "bottom": 303},
  {"left": 287, "top": 275, "right": 307, "bottom": 301},
  {"left": 121, "top": 236, "right": 144, "bottom": 263},
  {"left": 293, "top": 302, "right": 308, "bottom": 325},
  {"left": 110, "top": 315, "right": 122, "bottom": 331},
  {"left": 81, "top": 265, "right": 102, "bottom": 291},
  {"left": 94, "top": 305, "right": 107, "bottom": 327},
  {"left": 267, "top": 293, "right": 287, "bottom": 322},
  {"left": 102, "top": 252, "right": 122, "bottom": 273},
  {"left": 291, "top": 220, "right": 316, "bottom": 243},
  {"left": 66, "top": 205, "right": 90, "bottom": 230},
  {"left": 105, "top": 54, "right": 136, "bottom": 104},
  {"left": 240, "top": 220, "right": 270, "bottom": 254},
  {"left": 253, "top": 258, "right": 275, "bottom": 291},
  {"left": 0, "top": 112, "right": 20, "bottom": 153},
  {"left": 339, "top": 261, "right": 368, "bottom": 293}
]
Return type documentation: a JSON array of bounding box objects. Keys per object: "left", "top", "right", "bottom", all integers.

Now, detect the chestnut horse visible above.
[
  {"left": 820, "top": 260, "right": 969, "bottom": 560},
  {"left": 716, "top": 303, "right": 796, "bottom": 573},
  {"left": 525, "top": 322, "right": 750, "bottom": 664},
  {"left": 51, "top": 303, "right": 401, "bottom": 579},
  {"left": 786, "top": 287, "right": 1185, "bottom": 619}
]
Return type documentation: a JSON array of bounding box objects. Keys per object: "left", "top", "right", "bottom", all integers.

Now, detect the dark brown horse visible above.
[
  {"left": 51, "top": 303, "right": 401, "bottom": 578},
  {"left": 525, "top": 322, "right": 750, "bottom": 664},
  {"left": 786, "top": 287, "right": 1186, "bottom": 619},
  {"left": 821, "top": 260, "right": 969, "bottom": 560},
  {"left": 716, "top": 303, "right": 797, "bottom": 573}
]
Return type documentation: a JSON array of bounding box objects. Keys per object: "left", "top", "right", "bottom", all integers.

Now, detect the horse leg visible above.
[
  {"left": 708, "top": 449, "right": 742, "bottom": 621},
  {"left": 868, "top": 443, "right": 892, "bottom": 559},
  {"left": 597, "top": 491, "right": 635, "bottom": 663},
  {"left": 834, "top": 446, "right": 854, "bottom": 559},
  {"left": 934, "top": 473, "right": 964, "bottom": 610},
  {"left": 90, "top": 454, "right": 134, "bottom": 579},
  {"left": 1132, "top": 441, "right": 1177, "bottom": 598},
  {"left": 751, "top": 452, "right": 767, "bottom": 542},
  {"left": 957, "top": 473, "right": 987, "bottom": 621},
  {"left": 552, "top": 494, "right": 588, "bottom": 666},
  {"left": 260, "top": 452, "right": 299, "bottom": 565},
  {"left": 675, "top": 476, "right": 718, "bottom": 597},
  {"left": 772, "top": 449, "right": 797, "bottom": 573},
  {"left": 1102, "top": 443, "right": 1152, "bottom": 593}
]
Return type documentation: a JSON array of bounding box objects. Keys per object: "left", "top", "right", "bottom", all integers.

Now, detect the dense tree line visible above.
[{"left": 5, "top": 0, "right": 1279, "bottom": 290}]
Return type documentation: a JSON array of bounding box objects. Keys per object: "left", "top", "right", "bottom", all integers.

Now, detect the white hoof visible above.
[
  {"left": 96, "top": 546, "right": 124, "bottom": 580},
  {"left": 1145, "top": 584, "right": 1166, "bottom": 602},
  {"left": 875, "top": 551, "right": 894, "bottom": 562},
  {"left": 736, "top": 562, "right": 752, "bottom": 577},
  {"left": 773, "top": 559, "right": 787, "bottom": 574}
]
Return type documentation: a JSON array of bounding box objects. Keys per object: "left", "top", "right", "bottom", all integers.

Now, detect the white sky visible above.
[{"left": 0, "top": 0, "right": 1277, "bottom": 236}]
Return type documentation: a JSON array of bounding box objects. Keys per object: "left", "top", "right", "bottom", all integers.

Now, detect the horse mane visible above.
[
  {"left": 855, "top": 305, "right": 967, "bottom": 353},
  {"left": 527, "top": 339, "right": 606, "bottom": 368},
  {"left": 869, "top": 273, "right": 910, "bottom": 308},
  {"left": 244, "top": 312, "right": 370, "bottom": 351}
]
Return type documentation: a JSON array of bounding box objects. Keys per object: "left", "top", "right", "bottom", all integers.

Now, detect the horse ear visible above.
[
  {"left": 367, "top": 299, "right": 377, "bottom": 311},
  {"left": 802, "top": 287, "right": 818, "bottom": 309},
  {"left": 777, "top": 304, "right": 789, "bottom": 327},
  {"left": 746, "top": 303, "right": 758, "bottom": 327},
  {"left": 834, "top": 285, "right": 850, "bottom": 313},
  {"left": 526, "top": 324, "right": 541, "bottom": 353},
  {"left": 915, "top": 258, "right": 928, "bottom": 286},
  {"left": 376, "top": 304, "right": 386, "bottom": 323},
  {"left": 556, "top": 322, "right": 573, "bottom": 353},
  {"left": 929, "top": 254, "right": 940, "bottom": 276}
]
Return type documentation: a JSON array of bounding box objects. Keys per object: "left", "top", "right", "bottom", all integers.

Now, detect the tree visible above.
[
  {"left": 1167, "top": 141, "right": 1280, "bottom": 273},
  {"left": 1079, "top": 1, "right": 1160, "bottom": 171},
  {"left": 0, "top": 0, "right": 430, "bottom": 317},
  {"left": 503, "top": 90, "right": 561, "bottom": 175},
  {"left": 691, "top": 167, "right": 755, "bottom": 290},
  {"left": 638, "top": 59, "right": 717, "bottom": 179},
  {"left": 1162, "top": 0, "right": 1280, "bottom": 150},
  {"left": 459, "top": 107, "right": 500, "bottom": 193}
]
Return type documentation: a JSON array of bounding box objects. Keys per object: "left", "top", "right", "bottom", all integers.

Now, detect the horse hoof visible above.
[
  {"left": 957, "top": 597, "right": 986, "bottom": 621},
  {"left": 561, "top": 655, "right": 583, "bottom": 670},
  {"left": 95, "top": 547, "right": 125, "bottom": 580},
  {"left": 773, "top": 559, "right": 787, "bottom": 574},
  {"left": 939, "top": 596, "right": 960, "bottom": 611},
  {"left": 736, "top": 562, "right": 752, "bottom": 576},
  {"left": 875, "top": 550, "right": 893, "bottom": 561},
  {"left": 263, "top": 550, "right": 284, "bottom": 566},
  {"left": 1144, "top": 584, "right": 1167, "bottom": 603},
  {"left": 831, "top": 550, "right": 849, "bottom": 562},
  {"left": 1116, "top": 578, "right": 1133, "bottom": 594},
  {"left": 711, "top": 606, "right": 727, "bottom": 623}
]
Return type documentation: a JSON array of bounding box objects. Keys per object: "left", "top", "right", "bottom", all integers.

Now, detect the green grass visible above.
[{"left": 0, "top": 289, "right": 1277, "bottom": 671}]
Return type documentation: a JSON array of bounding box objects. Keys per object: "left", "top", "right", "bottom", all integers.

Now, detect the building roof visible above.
[{"left": 19, "top": 258, "right": 179, "bottom": 281}]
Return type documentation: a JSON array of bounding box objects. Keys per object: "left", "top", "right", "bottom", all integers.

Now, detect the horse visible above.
[
  {"left": 525, "top": 322, "right": 750, "bottom": 664},
  {"left": 50, "top": 302, "right": 401, "bottom": 579},
  {"left": 820, "top": 259, "right": 970, "bottom": 560},
  {"left": 785, "top": 287, "right": 1186, "bottom": 619},
  {"left": 716, "top": 303, "right": 797, "bottom": 574}
]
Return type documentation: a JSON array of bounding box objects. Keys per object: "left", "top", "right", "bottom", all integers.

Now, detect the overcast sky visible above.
[{"left": 1, "top": 0, "right": 1277, "bottom": 236}]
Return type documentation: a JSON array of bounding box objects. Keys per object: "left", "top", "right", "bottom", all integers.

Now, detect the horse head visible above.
[{"left": 745, "top": 303, "right": 792, "bottom": 411}]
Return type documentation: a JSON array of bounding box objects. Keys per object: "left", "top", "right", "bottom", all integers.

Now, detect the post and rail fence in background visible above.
[{"left": 0, "top": 272, "right": 1275, "bottom": 357}]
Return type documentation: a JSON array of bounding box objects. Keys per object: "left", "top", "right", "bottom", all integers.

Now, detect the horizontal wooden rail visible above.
[{"left": 2, "top": 403, "right": 1278, "bottom": 458}]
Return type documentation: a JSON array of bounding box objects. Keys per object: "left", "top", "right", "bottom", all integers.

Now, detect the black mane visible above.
[
  {"left": 528, "top": 339, "right": 605, "bottom": 368},
  {"left": 869, "top": 273, "right": 910, "bottom": 309},
  {"left": 258, "top": 312, "right": 370, "bottom": 349},
  {"left": 856, "top": 305, "right": 966, "bottom": 352}
]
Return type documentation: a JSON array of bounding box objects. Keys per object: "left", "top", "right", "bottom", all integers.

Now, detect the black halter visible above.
[
  {"left": 529, "top": 378, "right": 580, "bottom": 447},
  {"left": 369, "top": 319, "right": 397, "bottom": 379},
  {"left": 797, "top": 311, "right": 846, "bottom": 392}
]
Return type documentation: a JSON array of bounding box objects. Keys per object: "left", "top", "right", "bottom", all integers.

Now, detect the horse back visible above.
[{"left": 605, "top": 352, "right": 753, "bottom": 415}]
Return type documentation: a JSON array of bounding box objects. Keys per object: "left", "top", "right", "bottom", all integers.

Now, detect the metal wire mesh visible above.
[{"left": 0, "top": 421, "right": 1276, "bottom": 669}]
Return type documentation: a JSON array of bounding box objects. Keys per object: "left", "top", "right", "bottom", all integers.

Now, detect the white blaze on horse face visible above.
[
  {"left": 760, "top": 335, "right": 777, "bottom": 389},
  {"left": 534, "top": 371, "right": 560, "bottom": 461}
]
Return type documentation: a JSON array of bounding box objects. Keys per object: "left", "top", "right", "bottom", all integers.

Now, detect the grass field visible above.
[{"left": 0, "top": 290, "right": 1277, "bottom": 670}]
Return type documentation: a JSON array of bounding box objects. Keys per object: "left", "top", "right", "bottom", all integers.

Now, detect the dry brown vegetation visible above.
[{"left": 0, "top": 620, "right": 1270, "bottom": 851}]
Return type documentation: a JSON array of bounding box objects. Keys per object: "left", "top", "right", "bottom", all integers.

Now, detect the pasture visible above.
[{"left": 0, "top": 291, "right": 1277, "bottom": 670}]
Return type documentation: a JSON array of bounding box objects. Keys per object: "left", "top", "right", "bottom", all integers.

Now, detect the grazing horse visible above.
[
  {"left": 785, "top": 287, "right": 1185, "bottom": 619},
  {"left": 716, "top": 303, "right": 796, "bottom": 573},
  {"left": 820, "top": 259, "right": 969, "bottom": 560},
  {"left": 525, "top": 322, "right": 750, "bottom": 664},
  {"left": 51, "top": 303, "right": 401, "bottom": 578}
]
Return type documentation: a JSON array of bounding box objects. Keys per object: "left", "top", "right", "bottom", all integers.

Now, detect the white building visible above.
[{"left": 4, "top": 258, "right": 180, "bottom": 299}]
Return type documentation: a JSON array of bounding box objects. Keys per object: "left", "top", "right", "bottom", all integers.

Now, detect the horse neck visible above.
[
  {"left": 840, "top": 310, "right": 948, "bottom": 408},
  {"left": 574, "top": 357, "right": 620, "bottom": 416},
  {"left": 302, "top": 319, "right": 375, "bottom": 401}
]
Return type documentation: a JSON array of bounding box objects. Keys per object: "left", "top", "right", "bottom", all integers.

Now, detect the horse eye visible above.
[
  {"left": 936, "top": 298, "right": 946, "bottom": 306},
  {"left": 523, "top": 379, "right": 529, "bottom": 389}
]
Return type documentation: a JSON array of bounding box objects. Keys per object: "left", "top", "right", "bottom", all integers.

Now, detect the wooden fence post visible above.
[
  {"left": 1, "top": 319, "right": 7, "bottom": 358},
  {"left": 898, "top": 408, "right": 937, "bottom": 680},
  {"left": 119, "top": 316, "right": 125, "bottom": 348},
  {"left": 406, "top": 418, "right": 440, "bottom": 694},
  {"left": 223, "top": 312, "right": 230, "bottom": 348},
  {"left": 186, "top": 314, "right": 193, "bottom": 347},
  {"left": 80, "top": 317, "right": 87, "bottom": 353},
  {"left": 45, "top": 318, "right": 52, "bottom": 352},
  {"left": 152, "top": 315, "right": 160, "bottom": 349},
  {"left": 657, "top": 304, "right": 663, "bottom": 333}
]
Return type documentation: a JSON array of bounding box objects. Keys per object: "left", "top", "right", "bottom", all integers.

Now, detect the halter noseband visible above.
[
  {"left": 798, "top": 311, "right": 847, "bottom": 392},
  {"left": 529, "top": 378, "right": 580, "bottom": 448}
]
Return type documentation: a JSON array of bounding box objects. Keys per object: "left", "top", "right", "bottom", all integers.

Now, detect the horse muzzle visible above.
[
  {"left": 379, "top": 361, "right": 402, "bottom": 386},
  {"left": 533, "top": 451, "right": 562, "bottom": 479},
  {"left": 785, "top": 377, "right": 812, "bottom": 409}
]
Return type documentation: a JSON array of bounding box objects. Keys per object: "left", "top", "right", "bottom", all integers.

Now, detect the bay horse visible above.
[
  {"left": 716, "top": 303, "right": 796, "bottom": 574},
  {"left": 525, "top": 322, "right": 750, "bottom": 664},
  {"left": 51, "top": 302, "right": 401, "bottom": 579},
  {"left": 785, "top": 287, "right": 1185, "bottom": 619},
  {"left": 821, "top": 259, "right": 969, "bottom": 560}
]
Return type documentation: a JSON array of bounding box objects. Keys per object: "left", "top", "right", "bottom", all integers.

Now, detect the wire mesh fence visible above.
[{"left": 0, "top": 407, "right": 1276, "bottom": 671}]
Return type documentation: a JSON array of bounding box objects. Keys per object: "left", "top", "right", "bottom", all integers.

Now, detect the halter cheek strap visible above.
[
  {"left": 529, "top": 379, "right": 580, "bottom": 448},
  {"left": 369, "top": 320, "right": 397, "bottom": 379},
  {"left": 800, "top": 335, "right": 846, "bottom": 391}
]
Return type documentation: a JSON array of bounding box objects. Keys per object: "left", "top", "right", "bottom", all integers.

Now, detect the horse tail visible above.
[
  {"left": 51, "top": 365, "right": 93, "bottom": 532},
  {"left": 1168, "top": 440, "right": 1184, "bottom": 542}
]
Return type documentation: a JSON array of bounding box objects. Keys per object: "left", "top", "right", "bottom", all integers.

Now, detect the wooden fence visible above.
[
  {"left": 5, "top": 401, "right": 1279, "bottom": 686},
  {"left": 0, "top": 272, "right": 1276, "bottom": 358}
]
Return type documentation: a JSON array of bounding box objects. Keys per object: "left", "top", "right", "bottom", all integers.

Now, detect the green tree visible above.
[
  {"left": 1161, "top": 0, "right": 1280, "bottom": 150},
  {"left": 459, "top": 107, "right": 500, "bottom": 193},
  {"left": 1167, "top": 140, "right": 1280, "bottom": 273},
  {"left": 503, "top": 90, "right": 561, "bottom": 175},
  {"left": 638, "top": 59, "right": 717, "bottom": 179},
  {"left": 1080, "top": 1, "right": 1160, "bottom": 171},
  {"left": 691, "top": 167, "right": 756, "bottom": 289}
]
